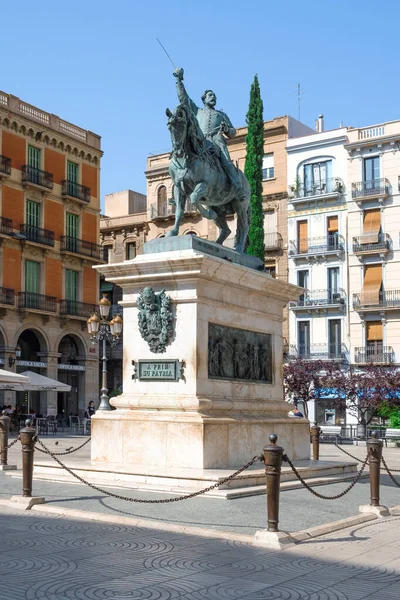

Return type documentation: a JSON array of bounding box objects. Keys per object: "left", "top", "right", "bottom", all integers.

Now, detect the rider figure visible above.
[{"left": 173, "top": 67, "right": 245, "bottom": 201}]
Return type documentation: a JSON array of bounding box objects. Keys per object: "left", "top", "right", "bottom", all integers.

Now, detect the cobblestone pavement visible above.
[{"left": 0, "top": 506, "right": 399, "bottom": 599}]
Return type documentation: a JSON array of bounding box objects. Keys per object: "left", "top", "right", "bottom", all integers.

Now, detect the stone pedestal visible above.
[{"left": 93, "top": 238, "right": 310, "bottom": 471}]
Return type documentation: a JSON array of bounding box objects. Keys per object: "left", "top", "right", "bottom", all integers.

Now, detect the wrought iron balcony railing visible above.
[
  {"left": 291, "top": 177, "right": 344, "bottom": 200},
  {"left": 354, "top": 345, "right": 395, "bottom": 364},
  {"left": 287, "top": 343, "right": 347, "bottom": 360},
  {"left": 353, "top": 233, "right": 390, "bottom": 254},
  {"left": 353, "top": 290, "right": 400, "bottom": 310},
  {"left": 290, "top": 288, "right": 346, "bottom": 309},
  {"left": 18, "top": 292, "right": 57, "bottom": 312},
  {"left": 21, "top": 165, "right": 54, "bottom": 190},
  {"left": 20, "top": 224, "right": 55, "bottom": 247},
  {"left": 61, "top": 180, "right": 91, "bottom": 203},
  {"left": 264, "top": 232, "right": 283, "bottom": 251},
  {"left": 351, "top": 178, "right": 390, "bottom": 199},
  {"left": 60, "top": 300, "right": 96, "bottom": 318},
  {"left": 150, "top": 199, "right": 198, "bottom": 219},
  {"left": 0, "top": 286, "right": 15, "bottom": 306},
  {"left": 60, "top": 236, "right": 102, "bottom": 260},
  {"left": 0, "top": 216, "right": 13, "bottom": 235},
  {"left": 0, "top": 155, "right": 11, "bottom": 176},
  {"left": 289, "top": 234, "right": 345, "bottom": 256}
]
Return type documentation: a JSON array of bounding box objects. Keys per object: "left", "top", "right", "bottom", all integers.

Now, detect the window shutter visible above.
[
  {"left": 65, "top": 270, "right": 78, "bottom": 301},
  {"left": 361, "top": 264, "right": 382, "bottom": 306},
  {"left": 366, "top": 321, "right": 382, "bottom": 341},
  {"left": 67, "top": 161, "right": 78, "bottom": 183},
  {"left": 25, "top": 261, "right": 40, "bottom": 294},
  {"left": 297, "top": 220, "right": 308, "bottom": 253},
  {"left": 262, "top": 154, "right": 274, "bottom": 169},
  {"left": 327, "top": 216, "right": 338, "bottom": 232},
  {"left": 362, "top": 209, "right": 381, "bottom": 244}
]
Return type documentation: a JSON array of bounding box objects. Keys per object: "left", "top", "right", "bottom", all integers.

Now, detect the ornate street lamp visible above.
[
  {"left": 8, "top": 345, "right": 22, "bottom": 368},
  {"left": 87, "top": 295, "right": 123, "bottom": 411}
]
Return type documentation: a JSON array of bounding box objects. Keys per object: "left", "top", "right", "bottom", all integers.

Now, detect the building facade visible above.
[{"left": 0, "top": 91, "right": 102, "bottom": 416}]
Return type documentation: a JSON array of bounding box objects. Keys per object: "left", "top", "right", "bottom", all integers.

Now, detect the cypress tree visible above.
[{"left": 244, "top": 75, "right": 265, "bottom": 262}]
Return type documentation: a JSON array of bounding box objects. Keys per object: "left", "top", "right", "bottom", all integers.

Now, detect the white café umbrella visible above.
[
  {"left": 19, "top": 371, "right": 71, "bottom": 414},
  {"left": 0, "top": 369, "right": 29, "bottom": 391}
]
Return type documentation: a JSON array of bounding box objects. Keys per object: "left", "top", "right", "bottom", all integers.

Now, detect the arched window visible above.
[{"left": 157, "top": 186, "right": 167, "bottom": 216}]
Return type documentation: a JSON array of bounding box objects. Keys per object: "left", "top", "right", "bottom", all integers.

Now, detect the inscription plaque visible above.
[
  {"left": 208, "top": 323, "right": 272, "bottom": 383},
  {"left": 137, "top": 359, "right": 180, "bottom": 381}
]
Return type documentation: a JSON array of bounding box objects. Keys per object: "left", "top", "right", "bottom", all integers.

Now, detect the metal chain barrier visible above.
[
  {"left": 381, "top": 455, "right": 400, "bottom": 487},
  {"left": 282, "top": 452, "right": 370, "bottom": 500},
  {"left": 35, "top": 436, "right": 91, "bottom": 456},
  {"left": 36, "top": 438, "right": 263, "bottom": 503},
  {"left": 6, "top": 436, "right": 20, "bottom": 450},
  {"left": 334, "top": 443, "right": 364, "bottom": 463}
]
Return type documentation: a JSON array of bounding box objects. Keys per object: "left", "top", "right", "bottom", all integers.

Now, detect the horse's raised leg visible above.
[
  {"left": 214, "top": 210, "right": 231, "bottom": 246},
  {"left": 166, "top": 185, "right": 185, "bottom": 236},
  {"left": 190, "top": 183, "right": 217, "bottom": 221}
]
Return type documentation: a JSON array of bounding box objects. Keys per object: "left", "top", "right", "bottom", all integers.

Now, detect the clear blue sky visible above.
[{"left": 2, "top": 0, "right": 400, "bottom": 206}]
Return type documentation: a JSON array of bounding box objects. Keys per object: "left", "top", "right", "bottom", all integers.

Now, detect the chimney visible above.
[{"left": 318, "top": 114, "right": 324, "bottom": 132}]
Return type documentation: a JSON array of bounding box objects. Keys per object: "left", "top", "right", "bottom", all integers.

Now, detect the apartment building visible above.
[
  {"left": 347, "top": 121, "right": 400, "bottom": 369},
  {"left": 0, "top": 91, "right": 102, "bottom": 416}
]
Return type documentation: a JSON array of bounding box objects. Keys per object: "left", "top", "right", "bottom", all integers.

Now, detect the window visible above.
[
  {"left": 304, "top": 160, "right": 332, "bottom": 195},
  {"left": 25, "top": 260, "right": 40, "bottom": 308},
  {"left": 157, "top": 186, "right": 168, "bottom": 216},
  {"left": 363, "top": 156, "right": 380, "bottom": 183},
  {"left": 67, "top": 161, "right": 79, "bottom": 197},
  {"left": 297, "top": 270, "right": 309, "bottom": 303},
  {"left": 366, "top": 321, "right": 383, "bottom": 360},
  {"left": 262, "top": 154, "right": 274, "bottom": 180},
  {"left": 327, "top": 215, "right": 339, "bottom": 249},
  {"left": 328, "top": 267, "right": 339, "bottom": 299},
  {"left": 126, "top": 242, "right": 136, "bottom": 260},
  {"left": 329, "top": 319, "right": 341, "bottom": 357},
  {"left": 297, "top": 220, "right": 308, "bottom": 253},
  {"left": 66, "top": 213, "right": 78, "bottom": 252},
  {"left": 65, "top": 269, "right": 78, "bottom": 302},
  {"left": 26, "top": 200, "right": 40, "bottom": 227},
  {"left": 298, "top": 321, "right": 310, "bottom": 357},
  {"left": 265, "top": 265, "right": 276, "bottom": 278},
  {"left": 28, "top": 146, "right": 41, "bottom": 185},
  {"left": 361, "top": 264, "right": 382, "bottom": 306},
  {"left": 362, "top": 209, "right": 381, "bottom": 244},
  {"left": 102, "top": 245, "right": 112, "bottom": 262}
]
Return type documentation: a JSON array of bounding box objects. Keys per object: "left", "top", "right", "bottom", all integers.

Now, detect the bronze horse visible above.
[{"left": 166, "top": 104, "right": 250, "bottom": 253}]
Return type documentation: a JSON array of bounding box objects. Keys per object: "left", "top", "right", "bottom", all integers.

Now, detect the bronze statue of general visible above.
[{"left": 173, "top": 67, "right": 245, "bottom": 201}]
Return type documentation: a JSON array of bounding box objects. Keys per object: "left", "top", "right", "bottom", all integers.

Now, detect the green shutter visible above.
[
  {"left": 25, "top": 261, "right": 40, "bottom": 294},
  {"left": 66, "top": 213, "right": 78, "bottom": 238},
  {"left": 26, "top": 200, "right": 40, "bottom": 227},
  {"left": 28, "top": 146, "right": 40, "bottom": 169},
  {"left": 65, "top": 269, "right": 78, "bottom": 301},
  {"left": 67, "top": 161, "right": 78, "bottom": 183}
]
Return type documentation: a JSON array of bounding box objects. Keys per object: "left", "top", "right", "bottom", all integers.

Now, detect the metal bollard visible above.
[
  {"left": 367, "top": 431, "right": 383, "bottom": 506},
  {"left": 263, "top": 434, "right": 284, "bottom": 532},
  {"left": 0, "top": 410, "right": 11, "bottom": 467},
  {"left": 310, "top": 423, "right": 321, "bottom": 461},
  {"left": 20, "top": 419, "right": 37, "bottom": 498}
]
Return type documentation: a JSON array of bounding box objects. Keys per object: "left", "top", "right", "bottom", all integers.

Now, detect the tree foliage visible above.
[
  {"left": 283, "top": 359, "right": 339, "bottom": 418},
  {"left": 244, "top": 75, "right": 264, "bottom": 261}
]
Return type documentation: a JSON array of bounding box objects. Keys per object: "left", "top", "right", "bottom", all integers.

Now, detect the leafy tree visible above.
[{"left": 244, "top": 75, "right": 264, "bottom": 261}]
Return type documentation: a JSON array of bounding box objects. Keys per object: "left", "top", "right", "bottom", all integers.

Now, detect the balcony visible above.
[
  {"left": 264, "top": 232, "right": 282, "bottom": 251},
  {"left": 354, "top": 345, "right": 395, "bottom": 365},
  {"left": 18, "top": 292, "right": 57, "bottom": 313},
  {"left": 351, "top": 178, "right": 390, "bottom": 202},
  {"left": 0, "top": 155, "right": 11, "bottom": 177},
  {"left": 60, "top": 236, "right": 103, "bottom": 261},
  {"left": 60, "top": 300, "right": 96, "bottom": 319},
  {"left": 353, "top": 290, "right": 400, "bottom": 312},
  {"left": 289, "top": 288, "right": 346, "bottom": 312},
  {"left": 287, "top": 344, "right": 348, "bottom": 361},
  {"left": 150, "top": 199, "right": 198, "bottom": 220},
  {"left": 0, "top": 216, "right": 13, "bottom": 236},
  {"left": 290, "top": 177, "right": 344, "bottom": 205},
  {"left": 21, "top": 165, "right": 53, "bottom": 191},
  {"left": 289, "top": 235, "right": 345, "bottom": 259},
  {"left": 62, "top": 180, "right": 91, "bottom": 203},
  {"left": 20, "top": 224, "right": 55, "bottom": 247},
  {"left": 0, "top": 286, "right": 15, "bottom": 306},
  {"left": 353, "top": 233, "right": 390, "bottom": 257}
]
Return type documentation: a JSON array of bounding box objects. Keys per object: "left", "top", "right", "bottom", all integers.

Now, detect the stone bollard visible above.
[
  {"left": 310, "top": 423, "right": 321, "bottom": 461},
  {"left": 9, "top": 419, "right": 45, "bottom": 510},
  {"left": 359, "top": 431, "right": 388, "bottom": 518},
  {"left": 253, "top": 434, "right": 295, "bottom": 549}
]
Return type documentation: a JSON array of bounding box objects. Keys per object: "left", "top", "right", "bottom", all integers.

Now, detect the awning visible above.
[
  {"left": 19, "top": 371, "right": 71, "bottom": 392},
  {"left": 361, "top": 264, "right": 382, "bottom": 306},
  {"left": 0, "top": 369, "right": 30, "bottom": 389},
  {"left": 362, "top": 209, "right": 381, "bottom": 244}
]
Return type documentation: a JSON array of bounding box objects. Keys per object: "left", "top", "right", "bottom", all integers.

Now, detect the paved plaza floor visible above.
[{"left": 0, "top": 504, "right": 400, "bottom": 599}]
